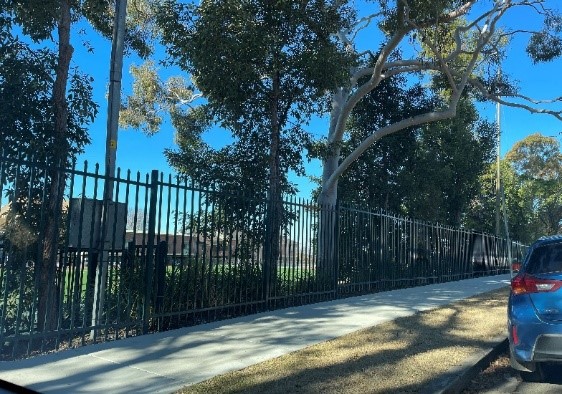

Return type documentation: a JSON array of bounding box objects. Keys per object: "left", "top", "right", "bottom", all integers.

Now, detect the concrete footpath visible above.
[{"left": 0, "top": 275, "right": 511, "bottom": 394}]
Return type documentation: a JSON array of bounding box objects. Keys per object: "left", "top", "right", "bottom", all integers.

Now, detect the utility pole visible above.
[
  {"left": 92, "top": 0, "right": 128, "bottom": 338},
  {"left": 105, "top": 0, "right": 127, "bottom": 193}
]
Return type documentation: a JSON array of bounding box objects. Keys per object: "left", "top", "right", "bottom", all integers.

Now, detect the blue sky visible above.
[{"left": 74, "top": 3, "right": 562, "bottom": 200}]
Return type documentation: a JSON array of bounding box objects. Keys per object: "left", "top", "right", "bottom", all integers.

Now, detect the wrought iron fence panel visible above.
[{"left": 0, "top": 152, "right": 525, "bottom": 359}]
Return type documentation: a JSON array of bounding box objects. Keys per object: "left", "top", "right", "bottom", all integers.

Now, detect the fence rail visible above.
[{"left": 0, "top": 153, "right": 526, "bottom": 359}]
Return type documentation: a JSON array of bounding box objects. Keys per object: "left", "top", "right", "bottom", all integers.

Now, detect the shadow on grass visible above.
[
  {"left": 179, "top": 289, "right": 509, "bottom": 393},
  {"left": 0, "top": 279, "right": 511, "bottom": 394}
]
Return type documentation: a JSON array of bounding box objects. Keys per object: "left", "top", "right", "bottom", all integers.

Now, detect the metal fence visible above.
[{"left": 0, "top": 153, "right": 526, "bottom": 359}]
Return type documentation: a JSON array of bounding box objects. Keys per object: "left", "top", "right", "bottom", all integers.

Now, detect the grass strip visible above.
[{"left": 177, "top": 287, "right": 509, "bottom": 394}]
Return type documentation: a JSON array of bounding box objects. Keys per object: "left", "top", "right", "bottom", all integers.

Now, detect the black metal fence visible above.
[{"left": 0, "top": 153, "right": 526, "bottom": 359}]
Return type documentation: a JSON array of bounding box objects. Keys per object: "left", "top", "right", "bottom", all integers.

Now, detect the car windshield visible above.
[{"left": 527, "top": 243, "right": 562, "bottom": 274}]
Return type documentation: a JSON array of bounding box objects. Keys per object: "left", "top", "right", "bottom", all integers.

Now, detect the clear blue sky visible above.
[{"left": 75, "top": 3, "right": 562, "bottom": 200}]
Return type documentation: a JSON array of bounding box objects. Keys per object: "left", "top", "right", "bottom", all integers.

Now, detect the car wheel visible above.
[{"left": 519, "top": 363, "right": 545, "bottom": 382}]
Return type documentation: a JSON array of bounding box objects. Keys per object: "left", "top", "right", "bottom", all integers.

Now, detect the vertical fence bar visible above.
[
  {"left": 333, "top": 201, "right": 340, "bottom": 298},
  {"left": 142, "top": 170, "right": 159, "bottom": 334}
]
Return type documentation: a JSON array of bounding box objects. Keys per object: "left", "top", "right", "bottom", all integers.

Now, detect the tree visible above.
[
  {"left": 0, "top": 26, "right": 96, "bottom": 233},
  {"left": 505, "top": 133, "right": 562, "bottom": 239},
  {"left": 334, "top": 69, "right": 496, "bottom": 226},
  {"left": 465, "top": 134, "right": 562, "bottom": 244},
  {"left": 0, "top": 9, "right": 99, "bottom": 331},
  {"left": 125, "top": 0, "right": 353, "bottom": 290},
  {"left": 132, "top": 1, "right": 562, "bottom": 273},
  {"left": 303, "top": 0, "right": 562, "bottom": 268},
  {"left": 318, "top": 0, "right": 562, "bottom": 208},
  {"left": 1, "top": 0, "right": 159, "bottom": 332}
]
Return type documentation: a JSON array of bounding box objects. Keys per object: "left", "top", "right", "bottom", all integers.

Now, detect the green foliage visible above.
[
  {"left": 527, "top": 32, "right": 562, "bottom": 63},
  {"left": 0, "top": 265, "right": 35, "bottom": 341},
  {"left": 156, "top": 0, "right": 353, "bottom": 192},
  {"left": 379, "top": 0, "right": 468, "bottom": 35},
  {"left": 337, "top": 75, "right": 429, "bottom": 212},
  {"left": 106, "top": 257, "right": 145, "bottom": 324},
  {"left": 126, "top": 63, "right": 164, "bottom": 130},
  {"left": 162, "top": 259, "right": 264, "bottom": 315},
  {"left": 506, "top": 133, "right": 562, "bottom": 180},
  {"left": 0, "top": 30, "right": 97, "bottom": 231},
  {"left": 183, "top": 0, "right": 351, "bottom": 126},
  {"left": 505, "top": 134, "right": 562, "bottom": 239},
  {"left": 0, "top": 0, "right": 59, "bottom": 41},
  {"left": 526, "top": 12, "right": 562, "bottom": 63},
  {"left": 335, "top": 71, "right": 496, "bottom": 226},
  {"left": 404, "top": 99, "right": 496, "bottom": 225},
  {"left": 82, "top": 0, "right": 161, "bottom": 58},
  {"left": 466, "top": 133, "right": 562, "bottom": 243}
]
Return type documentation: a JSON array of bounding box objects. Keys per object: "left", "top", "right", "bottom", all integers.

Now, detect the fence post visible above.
[
  {"left": 143, "top": 170, "right": 159, "bottom": 334},
  {"left": 333, "top": 201, "right": 340, "bottom": 299},
  {"left": 262, "top": 191, "right": 272, "bottom": 306},
  {"left": 155, "top": 241, "right": 167, "bottom": 317}
]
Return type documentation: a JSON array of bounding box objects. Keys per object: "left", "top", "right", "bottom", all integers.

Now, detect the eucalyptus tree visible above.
[
  {"left": 505, "top": 133, "right": 562, "bottom": 239},
  {"left": 305, "top": 0, "right": 562, "bottom": 269},
  {"left": 339, "top": 89, "right": 496, "bottom": 226},
  {"left": 465, "top": 134, "right": 562, "bottom": 244},
  {"left": 318, "top": 0, "right": 562, "bottom": 208},
  {"left": 146, "top": 0, "right": 352, "bottom": 285}
]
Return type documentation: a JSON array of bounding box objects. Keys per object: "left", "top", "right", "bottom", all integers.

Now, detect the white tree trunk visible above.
[
  {"left": 316, "top": 88, "right": 346, "bottom": 277},
  {"left": 318, "top": 87, "right": 347, "bottom": 207}
]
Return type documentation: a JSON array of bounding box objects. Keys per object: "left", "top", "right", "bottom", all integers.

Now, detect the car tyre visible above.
[{"left": 519, "top": 363, "right": 545, "bottom": 382}]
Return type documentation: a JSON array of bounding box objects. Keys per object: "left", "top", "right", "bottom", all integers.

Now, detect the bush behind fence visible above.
[{"left": 0, "top": 153, "right": 525, "bottom": 359}]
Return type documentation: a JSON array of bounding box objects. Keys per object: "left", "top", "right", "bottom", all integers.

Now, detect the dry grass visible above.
[
  {"left": 177, "top": 287, "right": 509, "bottom": 394},
  {"left": 462, "top": 354, "right": 517, "bottom": 393}
]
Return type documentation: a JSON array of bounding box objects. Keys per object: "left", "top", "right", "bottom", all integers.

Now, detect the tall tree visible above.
[
  {"left": 1, "top": 0, "right": 158, "bottom": 332},
  {"left": 141, "top": 0, "right": 352, "bottom": 287},
  {"left": 306, "top": 0, "right": 562, "bottom": 268},
  {"left": 318, "top": 0, "right": 562, "bottom": 208},
  {"left": 465, "top": 134, "right": 562, "bottom": 244},
  {"left": 505, "top": 133, "right": 562, "bottom": 239},
  {"left": 0, "top": 2, "right": 99, "bottom": 331}
]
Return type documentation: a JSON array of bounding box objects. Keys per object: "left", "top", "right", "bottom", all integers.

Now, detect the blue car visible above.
[{"left": 508, "top": 235, "right": 562, "bottom": 381}]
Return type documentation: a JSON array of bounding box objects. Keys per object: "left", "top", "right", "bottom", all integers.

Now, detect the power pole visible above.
[
  {"left": 92, "top": 0, "right": 128, "bottom": 338},
  {"left": 105, "top": 0, "right": 127, "bottom": 194}
]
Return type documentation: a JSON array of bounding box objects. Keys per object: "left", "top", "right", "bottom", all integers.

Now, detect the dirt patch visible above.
[
  {"left": 462, "top": 353, "right": 519, "bottom": 393},
  {"left": 177, "top": 287, "right": 509, "bottom": 394}
]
